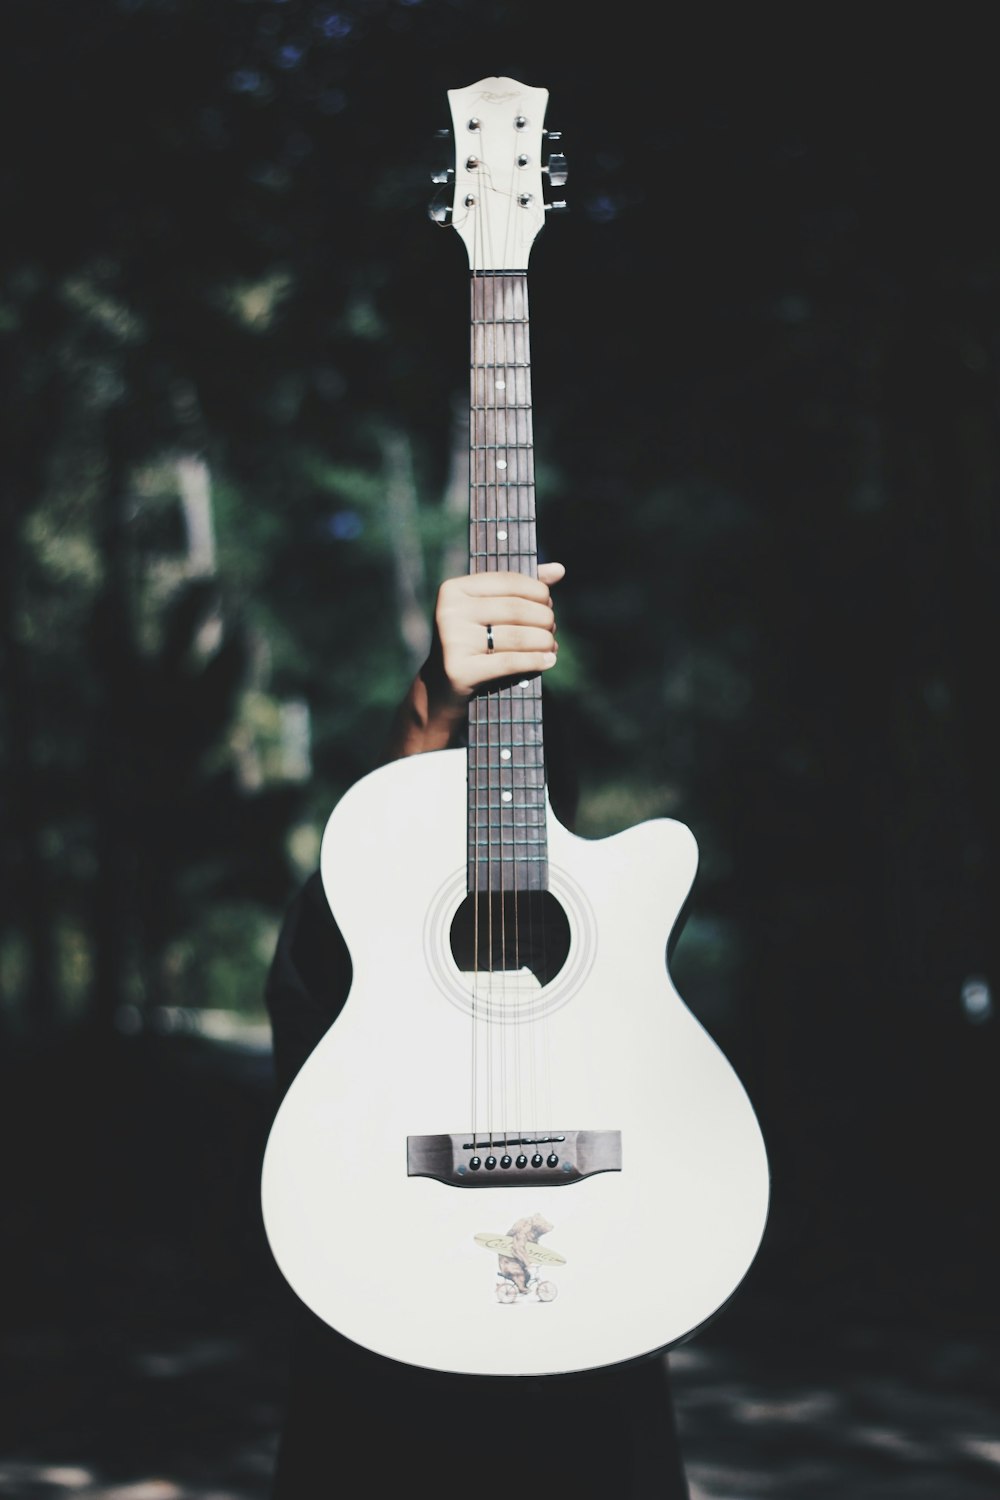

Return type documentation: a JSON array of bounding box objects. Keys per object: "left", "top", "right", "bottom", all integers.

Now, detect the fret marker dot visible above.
[
  {"left": 519, "top": 680, "right": 529, "bottom": 688},
  {"left": 497, "top": 529, "right": 508, "bottom": 541},
  {"left": 496, "top": 380, "right": 506, "bottom": 389},
  {"left": 497, "top": 459, "right": 507, "bottom": 470},
  {"left": 500, "top": 749, "right": 511, "bottom": 761},
  {"left": 501, "top": 791, "right": 513, "bottom": 803}
]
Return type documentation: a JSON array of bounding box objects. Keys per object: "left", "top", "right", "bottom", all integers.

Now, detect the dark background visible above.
[{"left": 2, "top": 2, "right": 998, "bottom": 1494}]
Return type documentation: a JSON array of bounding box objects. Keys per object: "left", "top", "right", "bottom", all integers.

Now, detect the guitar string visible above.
[
  {"left": 477, "top": 170, "right": 498, "bottom": 1156},
  {"left": 507, "top": 268, "right": 524, "bottom": 1147},
  {"left": 469, "top": 141, "right": 553, "bottom": 1158},
  {"left": 494, "top": 197, "right": 510, "bottom": 1157},
  {"left": 500, "top": 258, "right": 537, "bottom": 1150},
  {"left": 501, "top": 224, "right": 526, "bottom": 1156},
  {"left": 471, "top": 201, "right": 487, "bottom": 1154},
  {"left": 497, "top": 264, "right": 511, "bottom": 1158},
  {"left": 476, "top": 199, "right": 494, "bottom": 1155},
  {"left": 490, "top": 188, "right": 502, "bottom": 1156},
  {"left": 485, "top": 179, "right": 510, "bottom": 1155},
  {"left": 470, "top": 265, "right": 481, "bottom": 1155},
  {"left": 510, "top": 264, "right": 546, "bottom": 1147}
]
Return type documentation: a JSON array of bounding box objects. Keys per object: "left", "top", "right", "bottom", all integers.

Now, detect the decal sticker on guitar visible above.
[{"left": 475, "top": 1213, "right": 566, "bottom": 1304}]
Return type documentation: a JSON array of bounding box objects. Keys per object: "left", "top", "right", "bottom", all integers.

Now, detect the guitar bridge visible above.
[{"left": 406, "top": 1130, "right": 621, "bottom": 1187}]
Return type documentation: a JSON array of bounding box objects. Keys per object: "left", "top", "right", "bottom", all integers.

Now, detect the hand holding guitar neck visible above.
[{"left": 389, "top": 562, "right": 565, "bottom": 758}]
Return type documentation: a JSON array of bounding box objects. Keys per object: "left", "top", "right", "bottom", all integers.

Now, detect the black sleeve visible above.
[{"left": 264, "top": 869, "right": 352, "bottom": 1103}]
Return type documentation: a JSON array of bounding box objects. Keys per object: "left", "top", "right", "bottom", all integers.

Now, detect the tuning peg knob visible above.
[
  {"left": 430, "top": 166, "right": 454, "bottom": 185},
  {"left": 543, "top": 153, "right": 568, "bottom": 187},
  {"left": 428, "top": 201, "right": 452, "bottom": 224},
  {"left": 544, "top": 199, "right": 569, "bottom": 214},
  {"left": 545, "top": 129, "right": 562, "bottom": 141}
]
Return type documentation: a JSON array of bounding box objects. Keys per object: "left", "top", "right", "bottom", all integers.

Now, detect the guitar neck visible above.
[{"left": 466, "top": 271, "right": 548, "bottom": 895}]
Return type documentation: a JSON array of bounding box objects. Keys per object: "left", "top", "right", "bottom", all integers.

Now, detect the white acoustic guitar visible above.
[{"left": 261, "top": 76, "right": 769, "bottom": 1378}]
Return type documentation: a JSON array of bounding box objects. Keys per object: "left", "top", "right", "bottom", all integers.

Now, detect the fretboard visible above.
[{"left": 466, "top": 271, "right": 548, "bottom": 895}]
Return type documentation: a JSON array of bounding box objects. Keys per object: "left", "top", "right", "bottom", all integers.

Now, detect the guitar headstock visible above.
[{"left": 430, "top": 77, "right": 567, "bottom": 270}]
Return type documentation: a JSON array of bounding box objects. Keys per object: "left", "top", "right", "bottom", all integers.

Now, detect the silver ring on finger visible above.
[{"left": 485, "top": 624, "right": 495, "bottom": 654}]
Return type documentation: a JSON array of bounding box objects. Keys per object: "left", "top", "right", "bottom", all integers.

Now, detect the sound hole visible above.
[{"left": 450, "top": 891, "right": 571, "bottom": 987}]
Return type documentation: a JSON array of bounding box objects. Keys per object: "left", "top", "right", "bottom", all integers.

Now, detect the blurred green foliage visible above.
[{"left": 1, "top": 0, "right": 998, "bottom": 1186}]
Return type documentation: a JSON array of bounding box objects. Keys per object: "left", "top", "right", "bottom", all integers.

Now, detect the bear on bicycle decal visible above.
[{"left": 474, "top": 1213, "right": 567, "bottom": 1304}]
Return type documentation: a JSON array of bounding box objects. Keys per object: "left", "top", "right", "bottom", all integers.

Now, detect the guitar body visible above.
[{"left": 261, "top": 747, "right": 769, "bottom": 1377}]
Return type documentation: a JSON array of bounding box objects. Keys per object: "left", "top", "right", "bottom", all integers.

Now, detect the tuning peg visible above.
[
  {"left": 428, "top": 201, "right": 452, "bottom": 225},
  {"left": 543, "top": 153, "right": 568, "bottom": 187},
  {"left": 430, "top": 166, "right": 454, "bottom": 185},
  {"left": 545, "top": 129, "right": 562, "bottom": 141},
  {"left": 434, "top": 127, "right": 451, "bottom": 139},
  {"left": 544, "top": 199, "right": 569, "bottom": 214}
]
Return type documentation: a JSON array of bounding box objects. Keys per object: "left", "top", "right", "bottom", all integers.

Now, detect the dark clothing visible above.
[{"left": 265, "top": 870, "right": 690, "bottom": 1499}]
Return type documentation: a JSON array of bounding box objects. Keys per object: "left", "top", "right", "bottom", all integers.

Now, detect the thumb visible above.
[{"left": 538, "top": 561, "right": 566, "bottom": 586}]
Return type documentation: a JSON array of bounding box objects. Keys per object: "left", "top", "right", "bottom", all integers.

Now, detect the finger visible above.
[
  {"left": 464, "top": 598, "right": 556, "bottom": 631},
  {"left": 454, "top": 571, "right": 558, "bottom": 603},
  {"left": 537, "top": 561, "right": 566, "bottom": 586},
  {"left": 481, "top": 624, "right": 557, "bottom": 655}
]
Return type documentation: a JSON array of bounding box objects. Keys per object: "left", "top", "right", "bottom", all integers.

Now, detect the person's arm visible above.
[{"left": 385, "top": 561, "right": 565, "bottom": 761}]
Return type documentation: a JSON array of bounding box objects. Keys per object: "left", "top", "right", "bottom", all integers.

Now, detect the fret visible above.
[
  {"left": 468, "top": 787, "right": 546, "bottom": 795},
  {"left": 468, "top": 757, "right": 546, "bottom": 767},
  {"left": 469, "top": 816, "right": 546, "bottom": 826},
  {"left": 470, "top": 774, "right": 548, "bottom": 786},
  {"left": 469, "top": 809, "right": 546, "bottom": 819},
  {"left": 468, "top": 821, "right": 547, "bottom": 831},
  {"left": 469, "top": 831, "right": 548, "bottom": 838},
  {"left": 469, "top": 789, "right": 545, "bottom": 796},
  {"left": 470, "top": 858, "right": 548, "bottom": 870},
  {"left": 470, "top": 846, "right": 548, "bottom": 858},
  {"left": 471, "top": 404, "right": 532, "bottom": 411},
  {"left": 470, "top": 443, "right": 534, "bottom": 451},
  {"left": 469, "top": 718, "right": 544, "bottom": 728},
  {"left": 468, "top": 795, "right": 545, "bottom": 802},
  {"left": 468, "top": 798, "right": 546, "bottom": 806},
  {"left": 469, "top": 550, "right": 538, "bottom": 560},
  {"left": 468, "top": 758, "right": 546, "bottom": 770},
  {"left": 468, "top": 810, "right": 547, "bottom": 819},
  {"left": 470, "top": 872, "right": 549, "bottom": 890},
  {"left": 467, "top": 802, "right": 547, "bottom": 811},
  {"left": 471, "top": 318, "right": 529, "bottom": 325},
  {"left": 470, "top": 361, "right": 531, "bottom": 370}
]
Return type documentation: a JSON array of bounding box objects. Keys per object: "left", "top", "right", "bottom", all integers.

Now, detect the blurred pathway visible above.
[
  {"left": 3, "top": 1319, "right": 999, "bottom": 1499},
  {"left": 2, "top": 1030, "right": 997, "bottom": 1499}
]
